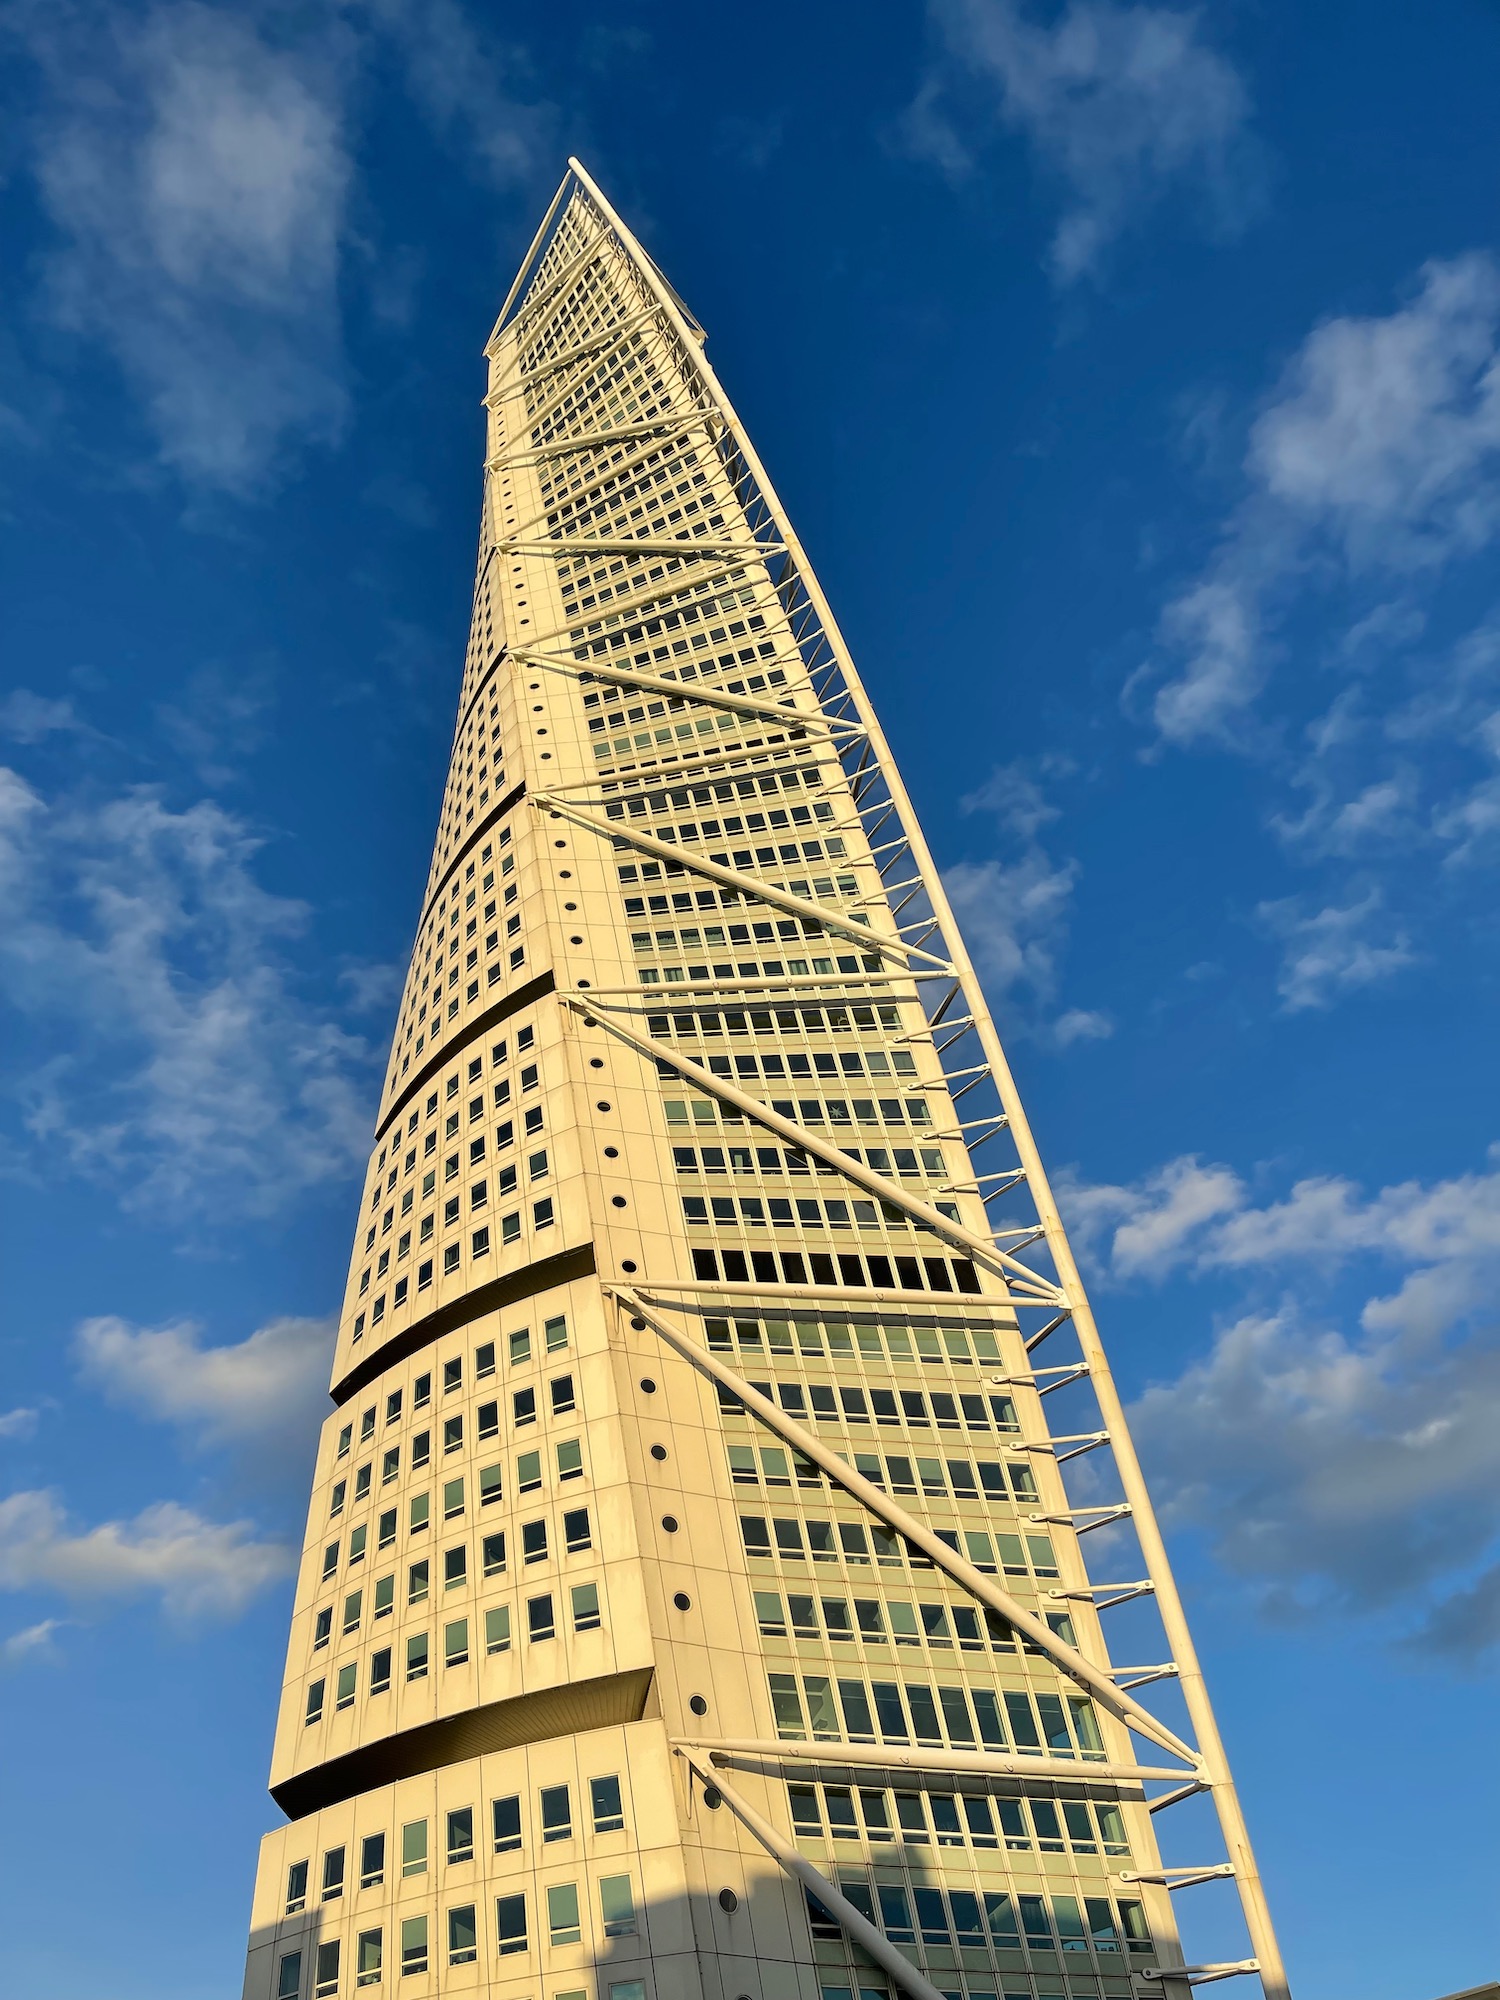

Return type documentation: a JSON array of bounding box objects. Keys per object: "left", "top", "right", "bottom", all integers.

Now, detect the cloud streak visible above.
[
  {"left": 0, "top": 767, "right": 376, "bottom": 1218},
  {"left": 906, "top": 0, "right": 1262, "bottom": 281}
]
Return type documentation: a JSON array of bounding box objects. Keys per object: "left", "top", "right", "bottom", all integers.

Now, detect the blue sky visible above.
[{"left": 1, "top": 1, "right": 1498, "bottom": 1993}]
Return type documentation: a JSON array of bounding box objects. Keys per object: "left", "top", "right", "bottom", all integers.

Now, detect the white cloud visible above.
[
  {"left": 0, "top": 766, "right": 376, "bottom": 1217},
  {"left": 1142, "top": 255, "right": 1500, "bottom": 747},
  {"left": 15, "top": 2, "right": 353, "bottom": 494},
  {"left": 1, "top": 1618, "right": 63, "bottom": 1666},
  {"left": 908, "top": 0, "right": 1261, "bottom": 282},
  {"left": 0, "top": 1408, "right": 40, "bottom": 1441},
  {"left": 1257, "top": 888, "right": 1416, "bottom": 1012},
  {"left": 947, "top": 759, "right": 1112, "bottom": 1042},
  {"left": 360, "top": 0, "right": 553, "bottom": 192},
  {"left": 1069, "top": 1147, "right": 1500, "bottom": 1652},
  {"left": 0, "top": 1490, "right": 290, "bottom": 1619},
  {"left": 0, "top": 691, "right": 86, "bottom": 744},
  {"left": 75, "top": 1313, "right": 334, "bottom": 1467}
]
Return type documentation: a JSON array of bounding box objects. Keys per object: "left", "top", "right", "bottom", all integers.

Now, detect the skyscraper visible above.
[{"left": 240, "top": 162, "right": 1287, "bottom": 2000}]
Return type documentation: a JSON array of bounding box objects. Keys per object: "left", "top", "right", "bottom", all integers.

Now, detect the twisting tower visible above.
[{"left": 240, "top": 162, "right": 1288, "bottom": 2000}]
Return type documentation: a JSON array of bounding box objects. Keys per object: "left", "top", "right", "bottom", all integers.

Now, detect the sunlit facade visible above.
[{"left": 240, "top": 162, "right": 1286, "bottom": 2000}]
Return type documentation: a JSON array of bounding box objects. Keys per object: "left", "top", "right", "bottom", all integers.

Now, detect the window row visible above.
[
  {"left": 739, "top": 1512, "right": 1060, "bottom": 1584},
  {"left": 330, "top": 1376, "right": 577, "bottom": 1510},
  {"left": 674, "top": 1143, "right": 946, "bottom": 1182},
  {"left": 725, "top": 1443, "right": 1045, "bottom": 1516},
  {"left": 692, "top": 1245, "right": 982, "bottom": 1296},
  {"left": 685, "top": 1193, "right": 961, "bottom": 1239},
  {"left": 641, "top": 951, "right": 884, "bottom": 987},
  {"left": 804, "top": 1883, "right": 1152, "bottom": 1960},
  {"left": 752, "top": 1588, "right": 1072, "bottom": 1658},
  {"left": 787, "top": 1780, "right": 1130, "bottom": 1857},
  {"left": 725, "top": 1376, "right": 1018, "bottom": 1436},
  {"left": 767, "top": 1671, "right": 1105, "bottom": 1761},
  {"left": 365, "top": 1105, "right": 544, "bottom": 1255},
  {"left": 320, "top": 1487, "right": 590, "bottom": 1590},
  {"left": 284, "top": 1778, "right": 627, "bottom": 1920},
  {"left": 277, "top": 1878, "right": 638, "bottom": 1995},
  {"left": 570, "top": 572, "right": 768, "bottom": 661},
  {"left": 303, "top": 1583, "right": 603, "bottom": 1714},
  {"left": 332, "top": 1317, "right": 569, "bottom": 1460},
  {"left": 644, "top": 1000, "right": 903, "bottom": 1041},
  {"left": 622, "top": 835, "right": 841, "bottom": 910},
  {"left": 702, "top": 1311, "right": 1007, "bottom": 1369}
]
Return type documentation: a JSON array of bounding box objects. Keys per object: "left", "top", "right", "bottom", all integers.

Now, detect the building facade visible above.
[{"left": 240, "top": 164, "right": 1286, "bottom": 2000}]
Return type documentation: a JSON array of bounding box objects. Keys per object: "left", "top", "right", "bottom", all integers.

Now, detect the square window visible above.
[
  {"left": 590, "top": 1774, "right": 624, "bottom": 1834},
  {"left": 556, "top": 1439, "right": 583, "bottom": 1480},
  {"left": 517, "top": 1449, "right": 541, "bottom": 1493},
  {"left": 401, "top": 1820, "right": 428, "bottom": 1878},
  {"left": 472, "top": 1225, "right": 491, "bottom": 1256},
  {"left": 532, "top": 1197, "right": 554, "bottom": 1229},
  {"left": 479, "top": 1463, "right": 503, "bottom": 1505},
  {"left": 513, "top": 1386, "right": 536, "bottom": 1426},
  {"left": 482, "top": 1531, "right": 507, "bottom": 1577},
  {"left": 501, "top": 1211, "right": 520, "bottom": 1244},
  {"left": 522, "top": 1519, "right": 548, "bottom": 1565},
  {"left": 478, "top": 1400, "right": 499, "bottom": 1440},
  {"left": 545, "top": 1315, "right": 568, "bottom": 1351},
  {"left": 509, "top": 1328, "right": 531, "bottom": 1365},
  {"left": 550, "top": 1374, "right": 576, "bottom": 1414},
  {"left": 563, "top": 1507, "right": 591, "bottom": 1553}
]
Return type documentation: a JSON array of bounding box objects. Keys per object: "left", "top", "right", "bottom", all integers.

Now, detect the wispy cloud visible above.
[
  {"left": 944, "top": 760, "right": 1112, "bottom": 1044},
  {"left": 0, "top": 1407, "right": 40, "bottom": 1441},
  {"left": 1136, "top": 255, "right": 1500, "bottom": 750},
  {"left": 11, "top": 0, "right": 354, "bottom": 494},
  {"left": 1, "top": 1618, "right": 64, "bottom": 1667},
  {"left": 1256, "top": 888, "right": 1417, "bottom": 1012},
  {"left": 903, "top": 0, "right": 1263, "bottom": 282},
  {"left": 0, "top": 766, "right": 376, "bottom": 1217},
  {"left": 1064, "top": 1147, "right": 1500, "bottom": 1655},
  {"left": 0, "top": 1489, "right": 290, "bottom": 1620},
  {"left": 75, "top": 1312, "right": 334, "bottom": 1480}
]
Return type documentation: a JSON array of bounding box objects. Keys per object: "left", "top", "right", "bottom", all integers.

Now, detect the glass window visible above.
[
  {"left": 540, "top": 1783, "right": 572, "bottom": 1842},
  {"left": 547, "top": 1882, "right": 582, "bottom": 1945},
  {"left": 406, "top": 1633, "right": 429, "bottom": 1680},
  {"left": 600, "top": 1874, "right": 636, "bottom": 1938},
  {"left": 321, "top": 1846, "right": 345, "bottom": 1900},
  {"left": 590, "top": 1774, "right": 624, "bottom": 1833},
  {"left": 400, "top": 1915, "right": 429, "bottom": 1976},
  {"left": 485, "top": 1605, "right": 512, "bottom": 1653},
  {"left": 517, "top": 1449, "right": 542, "bottom": 1492},
  {"left": 527, "top": 1593, "right": 555, "bottom": 1641},
  {"left": 556, "top": 1439, "right": 583, "bottom": 1480},
  {"left": 447, "top": 1807, "right": 474, "bottom": 1863},
  {"left": 409, "top": 1559, "right": 429, "bottom": 1604},
  {"left": 496, "top": 1891, "right": 528, "bottom": 1955},
  {"left": 401, "top": 1819, "right": 428, "bottom": 1877},
  {"left": 276, "top": 1950, "right": 302, "bottom": 2000},
  {"left": 492, "top": 1793, "right": 521, "bottom": 1852},
  {"left": 360, "top": 1832, "right": 385, "bottom": 1888},
  {"left": 313, "top": 1941, "right": 340, "bottom": 1999},
  {"left": 355, "top": 1929, "right": 381, "bottom": 1987},
  {"left": 571, "top": 1582, "right": 601, "bottom": 1631},
  {"left": 448, "top": 1904, "right": 478, "bottom": 1966},
  {"left": 285, "top": 1860, "right": 308, "bottom": 1913},
  {"left": 445, "top": 1617, "right": 469, "bottom": 1666}
]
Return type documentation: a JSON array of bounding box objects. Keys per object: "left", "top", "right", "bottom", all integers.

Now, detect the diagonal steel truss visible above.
[{"left": 492, "top": 157, "right": 1291, "bottom": 2000}]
